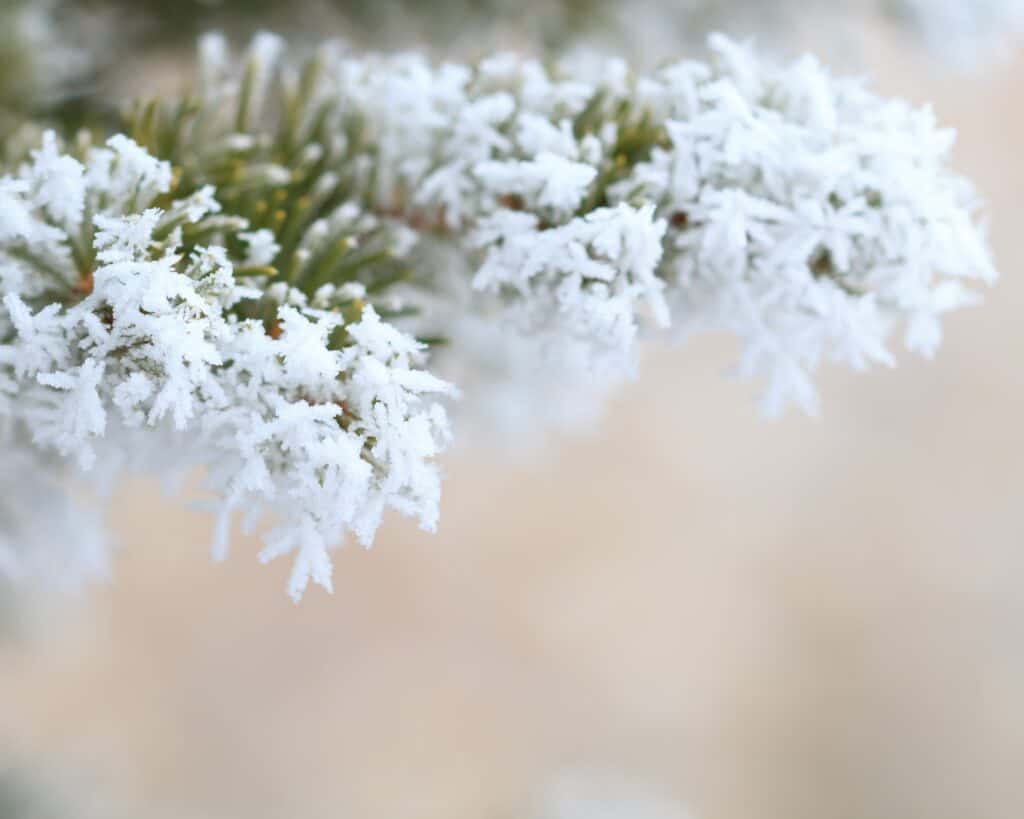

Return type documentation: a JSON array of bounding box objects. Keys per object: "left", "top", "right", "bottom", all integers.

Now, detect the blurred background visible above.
[{"left": 2, "top": 2, "right": 1024, "bottom": 818}]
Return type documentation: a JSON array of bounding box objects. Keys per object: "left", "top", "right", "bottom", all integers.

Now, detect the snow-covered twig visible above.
[{"left": 0, "top": 34, "right": 997, "bottom": 597}]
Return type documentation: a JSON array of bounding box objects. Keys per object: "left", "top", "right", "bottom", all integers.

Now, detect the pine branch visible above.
[{"left": 0, "top": 33, "right": 998, "bottom": 598}]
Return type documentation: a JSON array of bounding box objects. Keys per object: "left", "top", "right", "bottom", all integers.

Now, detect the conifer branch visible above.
[{"left": 0, "top": 33, "right": 999, "bottom": 597}]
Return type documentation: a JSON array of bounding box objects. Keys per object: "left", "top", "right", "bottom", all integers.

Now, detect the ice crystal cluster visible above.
[
  {"left": 0, "top": 33, "right": 996, "bottom": 598},
  {"left": 0, "top": 131, "right": 452, "bottom": 599}
]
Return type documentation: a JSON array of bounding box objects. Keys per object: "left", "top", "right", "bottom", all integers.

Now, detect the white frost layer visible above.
[{"left": 1, "top": 134, "right": 451, "bottom": 600}]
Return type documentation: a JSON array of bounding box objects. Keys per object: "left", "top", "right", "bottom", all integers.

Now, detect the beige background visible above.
[{"left": 2, "top": 22, "right": 1024, "bottom": 819}]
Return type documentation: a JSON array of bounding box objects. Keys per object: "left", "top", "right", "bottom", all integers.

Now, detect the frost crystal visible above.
[
  {"left": 1, "top": 133, "right": 452, "bottom": 599},
  {"left": 0, "top": 33, "right": 998, "bottom": 596},
  {"left": 267, "top": 33, "right": 992, "bottom": 416}
]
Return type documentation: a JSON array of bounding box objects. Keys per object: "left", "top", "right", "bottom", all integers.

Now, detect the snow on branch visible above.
[
  {"left": 1, "top": 131, "right": 452, "bottom": 600},
  {"left": 0, "top": 33, "right": 998, "bottom": 597}
]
